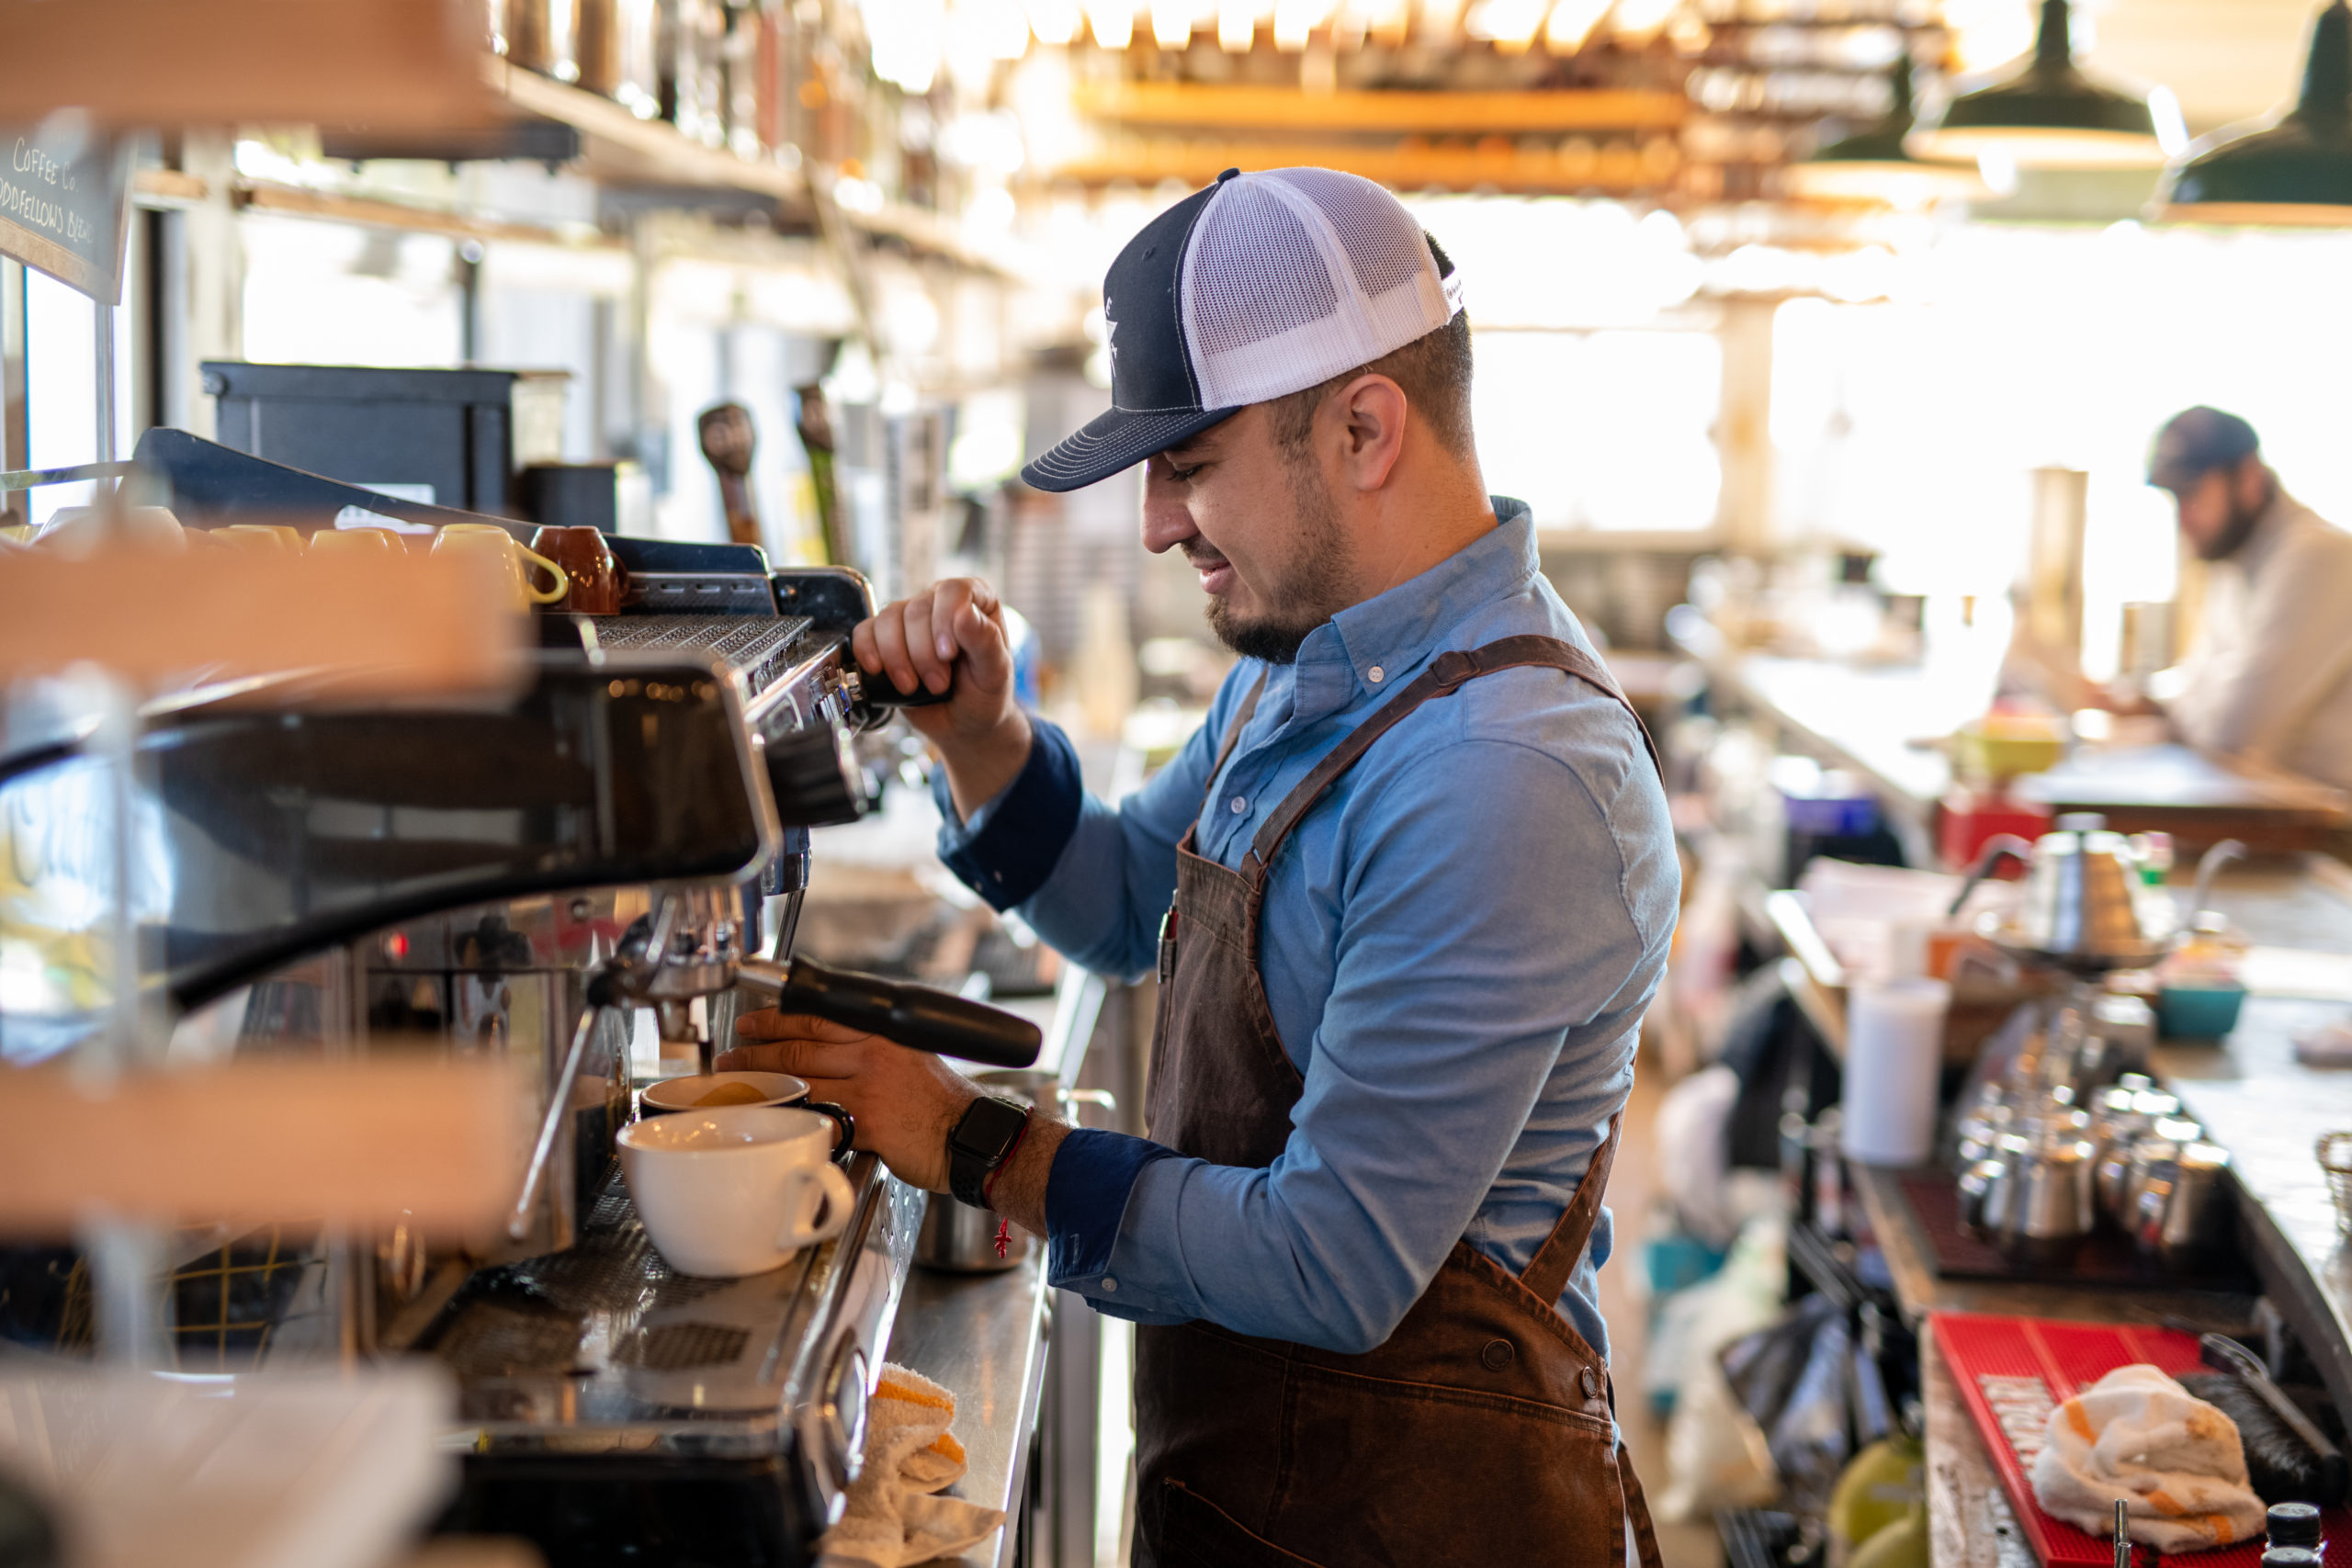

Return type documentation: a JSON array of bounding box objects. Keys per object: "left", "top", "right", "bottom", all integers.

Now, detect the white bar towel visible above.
[
  {"left": 2030, "top": 1363, "right": 2266, "bottom": 1552},
  {"left": 818, "top": 1364, "right": 1005, "bottom": 1568}
]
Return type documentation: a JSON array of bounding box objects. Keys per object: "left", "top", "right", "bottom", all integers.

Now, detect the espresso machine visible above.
[{"left": 0, "top": 431, "right": 1035, "bottom": 1565}]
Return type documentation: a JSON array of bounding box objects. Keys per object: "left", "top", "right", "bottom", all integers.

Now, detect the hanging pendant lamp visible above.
[
  {"left": 1907, "top": 0, "right": 2167, "bottom": 169},
  {"left": 1784, "top": 56, "right": 1991, "bottom": 206},
  {"left": 2155, "top": 2, "right": 2352, "bottom": 224}
]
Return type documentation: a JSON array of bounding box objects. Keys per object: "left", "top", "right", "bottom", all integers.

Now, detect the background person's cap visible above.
[
  {"left": 1020, "top": 166, "right": 1465, "bottom": 494},
  {"left": 2147, "top": 406, "right": 2261, "bottom": 492}
]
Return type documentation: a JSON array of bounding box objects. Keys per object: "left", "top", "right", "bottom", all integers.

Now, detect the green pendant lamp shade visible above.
[
  {"left": 1785, "top": 57, "right": 1991, "bottom": 205},
  {"left": 2156, "top": 2, "right": 2352, "bottom": 224},
  {"left": 1908, "top": 0, "right": 2167, "bottom": 168}
]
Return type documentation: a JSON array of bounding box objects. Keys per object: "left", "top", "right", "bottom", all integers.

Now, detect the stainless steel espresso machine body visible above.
[{"left": 2, "top": 433, "right": 1037, "bottom": 1565}]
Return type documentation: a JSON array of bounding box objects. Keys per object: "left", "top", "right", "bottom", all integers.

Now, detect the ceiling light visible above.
[
  {"left": 1218, "top": 0, "right": 1254, "bottom": 49},
  {"left": 1272, "top": 0, "right": 1333, "bottom": 50},
  {"left": 1543, "top": 0, "right": 1609, "bottom": 54},
  {"left": 1026, "top": 0, "right": 1083, "bottom": 43},
  {"left": 1785, "top": 56, "right": 1992, "bottom": 207},
  {"left": 2154, "top": 1, "right": 2352, "bottom": 225},
  {"left": 1151, "top": 0, "right": 1195, "bottom": 47},
  {"left": 1907, "top": 0, "right": 2167, "bottom": 169},
  {"left": 1610, "top": 0, "right": 1678, "bottom": 45},
  {"left": 1466, "top": 0, "right": 1544, "bottom": 49},
  {"left": 1087, "top": 0, "right": 1135, "bottom": 45}
]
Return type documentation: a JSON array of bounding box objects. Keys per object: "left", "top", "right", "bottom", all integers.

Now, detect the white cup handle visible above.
[{"left": 778, "top": 1160, "right": 856, "bottom": 1254}]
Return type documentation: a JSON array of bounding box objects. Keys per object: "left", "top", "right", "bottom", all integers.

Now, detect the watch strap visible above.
[{"left": 948, "top": 1096, "right": 1031, "bottom": 1209}]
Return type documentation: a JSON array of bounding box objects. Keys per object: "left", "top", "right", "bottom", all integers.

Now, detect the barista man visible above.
[
  {"left": 2143, "top": 407, "right": 2352, "bottom": 790},
  {"left": 720, "top": 168, "right": 1679, "bottom": 1566}
]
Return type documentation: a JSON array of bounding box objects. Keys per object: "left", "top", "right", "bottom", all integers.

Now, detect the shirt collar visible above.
[{"left": 1289, "top": 497, "right": 1537, "bottom": 704}]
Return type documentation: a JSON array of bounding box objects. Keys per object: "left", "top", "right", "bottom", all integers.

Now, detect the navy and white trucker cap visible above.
[{"left": 1021, "top": 166, "right": 1466, "bottom": 494}]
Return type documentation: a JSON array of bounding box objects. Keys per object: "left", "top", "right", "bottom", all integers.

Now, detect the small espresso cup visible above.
[
  {"left": 641, "top": 1070, "right": 809, "bottom": 1114},
  {"left": 639, "top": 1072, "right": 856, "bottom": 1155},
  {"left": 310, "top": 525, "right": 403, "bottom": 558},
  {"left": 530, "top": 525, "right": 628, "bottom": 615},
  {"left": 432, "top": 523, "right": 569, "bottom": 609},
  {"left": 218, "top": 523, "right": 309, "bottom": 554},
  {"left": 619, "top": 1105, "right": 854, "bottom": 1278}
]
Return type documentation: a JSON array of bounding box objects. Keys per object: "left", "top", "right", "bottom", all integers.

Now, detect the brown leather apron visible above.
[{"left": 1134, "top": 634, "right": 1668, "bottom": 1568}]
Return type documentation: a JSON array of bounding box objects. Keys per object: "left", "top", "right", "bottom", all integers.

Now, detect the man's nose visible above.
[{"left": 1140, "top": 492, "right": 1195, "bottom": 556}]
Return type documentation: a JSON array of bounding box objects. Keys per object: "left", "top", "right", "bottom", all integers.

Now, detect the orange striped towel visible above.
[
  {"left": 817, "top": 1364, "right": 1004, "bottom": 1567},
  {"left": 2029, "top": 1363, "right": 2266, "bottom": 1552}
]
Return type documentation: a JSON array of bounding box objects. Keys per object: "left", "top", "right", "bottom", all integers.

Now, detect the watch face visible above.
[{"left": 954, "top": 1095, "right": 1030, "bottom": 1157}]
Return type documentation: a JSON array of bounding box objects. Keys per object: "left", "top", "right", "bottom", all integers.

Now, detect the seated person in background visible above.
[{"left": 2143, "top": 406, "right": 2352, "bottom": 791}]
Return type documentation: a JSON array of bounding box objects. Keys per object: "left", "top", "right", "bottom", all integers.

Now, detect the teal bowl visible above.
[{"left": 2157, "top": 984, "right": 2247, "bottom": 1040}]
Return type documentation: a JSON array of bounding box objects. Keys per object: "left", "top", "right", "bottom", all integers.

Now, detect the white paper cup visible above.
[
  {"left": 619, "top": 1105, "right": 854, "bottom": 1278},
  {"left": 1841, "top": 978, "right": 1951, "bottom": 1167}
]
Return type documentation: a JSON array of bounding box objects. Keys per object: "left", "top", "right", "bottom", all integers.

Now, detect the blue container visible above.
[{"left": 2156, "top": 983, "right": 2247, "bottom": 1040}]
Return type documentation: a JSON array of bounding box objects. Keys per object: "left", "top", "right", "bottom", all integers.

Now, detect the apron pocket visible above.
[
  {"left": 1271, "top": 1367, "right": 1625, "bottom": 1568},
  {"left": 1158, "top": 1480, "right": 1331, "bottom": 1568}
]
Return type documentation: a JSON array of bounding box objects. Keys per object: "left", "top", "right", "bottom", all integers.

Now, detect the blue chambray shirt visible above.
[{"left": 933, "top": 499, "right": 1678, "bottom": 1359}]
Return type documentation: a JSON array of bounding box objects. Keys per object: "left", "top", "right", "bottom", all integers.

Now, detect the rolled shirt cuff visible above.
[
  {"left": 1044, "top": 1126, "right": 1182, "bottom": 1317},
  {"left": 932, "top": 719, "right": 1084, "bottom": 912}
]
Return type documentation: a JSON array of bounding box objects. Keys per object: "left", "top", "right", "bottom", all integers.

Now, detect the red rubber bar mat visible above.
[{"left": 1930, "top": 1311, "right": 2350, "bottom": 1567}]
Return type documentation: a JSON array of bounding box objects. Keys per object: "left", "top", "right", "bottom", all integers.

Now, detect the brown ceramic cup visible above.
[{"left": 531, "top": 525, "right": 628, "bottom": 615}]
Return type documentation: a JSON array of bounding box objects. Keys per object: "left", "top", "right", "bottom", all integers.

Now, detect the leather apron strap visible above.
[
  {"left": 1194, "top": 673, "right": 1269, "bottom": 822},
  {"left": 1522, "top": 1111, "right": 1623, "bottom": 1304},
  {"left": 1245, "top": 634, "right": 1661, "bottom": 884}
]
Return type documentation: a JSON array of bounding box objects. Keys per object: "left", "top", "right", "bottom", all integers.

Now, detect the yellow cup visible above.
[
  {"left": 310, "top": 526, "right": 402, "bottom": 558},
  {"left": 218, "top": 524, "right": 308, "bottom": 554},
  {"left": 431, "top": 523, "right": 569, "bottom": 609}
]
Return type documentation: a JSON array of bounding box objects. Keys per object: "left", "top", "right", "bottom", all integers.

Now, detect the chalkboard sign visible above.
[{"left": 0, "top": 122, "right": 135, "bottom": 304}]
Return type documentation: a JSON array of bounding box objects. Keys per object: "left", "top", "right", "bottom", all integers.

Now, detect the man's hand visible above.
[
  {"left": 855, "top": 578, "right": 1032, "bottom": 819},
  {"left": 718, "top": 1009, "right": 1070, "bottom": 1234},
  {"left": 719, "top": 1011, "right": 979, "bottom": 1191}
]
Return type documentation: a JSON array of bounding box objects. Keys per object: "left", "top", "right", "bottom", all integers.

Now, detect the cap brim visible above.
[{"left": 1020, "top": 404, "right": 1238, "bottom": 493}]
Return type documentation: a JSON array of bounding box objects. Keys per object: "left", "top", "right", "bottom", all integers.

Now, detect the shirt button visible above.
[
  {"left": 1580, "top": 1364, "right": 1603, "bottom": 1398},
  {"left": 1228, "top": 795, "right": 1247, "bottom": 815},
  {"left": 1480, "top": 1338, "right": 1514, "bottom": 1371},
  {"left": 1101, "top": 1277, "right": 1118, "bottom": 1292},
  {"left": 1368, "top": 665, "right": 1385, "bottom": 683}
]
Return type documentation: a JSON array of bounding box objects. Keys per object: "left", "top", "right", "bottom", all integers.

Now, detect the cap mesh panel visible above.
[{"left": 1180, "top": 168, "right": 1453, "bottom": 409}]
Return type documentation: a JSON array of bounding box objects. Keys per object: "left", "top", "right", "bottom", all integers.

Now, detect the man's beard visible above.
[
  {"left": 1198, "top": 457, "right": 1355, "bottom": 664},
  {"left": 2194, "top": 490, "right": 2267, "bottom": 562}
]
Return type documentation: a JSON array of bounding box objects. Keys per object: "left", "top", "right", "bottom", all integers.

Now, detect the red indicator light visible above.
[{"left": 384, "top": 932, "right": 410, "bottom": 961}]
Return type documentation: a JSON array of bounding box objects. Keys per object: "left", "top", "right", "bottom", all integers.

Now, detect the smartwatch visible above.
[{"left": 947, "top": 1096, "right": 1032, "bottom": 1210}]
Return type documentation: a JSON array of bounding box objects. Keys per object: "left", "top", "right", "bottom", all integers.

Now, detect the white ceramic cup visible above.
[{"left": 619, "top": 1105, "right": 854, "bottom": 1278}]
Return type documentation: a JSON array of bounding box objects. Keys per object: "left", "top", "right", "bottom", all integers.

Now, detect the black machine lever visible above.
[{"left": 736, "top": 955, "right": 1040, "bottom": 1067}]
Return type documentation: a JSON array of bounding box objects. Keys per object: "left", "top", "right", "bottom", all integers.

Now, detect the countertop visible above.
[
  {"left": 1849, "top": 858, "right": 2352, "bottom": 1568},
  {"left": 1678, "top": 626, "right": 2346, "bottom": 860},
  {"left": 885, "top": 1254, "right": 1054, "bottom": 1568}
]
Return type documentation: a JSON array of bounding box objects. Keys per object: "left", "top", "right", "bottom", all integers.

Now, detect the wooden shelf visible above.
[
  {"left": 236, "top": 180, "right": 622, "bottom": 250},
  {"left": 1054, "top": 134, "right": 1681, "bottom": 192},
  {"left": 488, "top": 59, "right": 1029, "bottom": 277},
  {"left": 1073, "top": 80, "right": 1689, "bottom": 133},
  {"left": 131, "top": 167, "right": 211, "bottom": 209},
  {"left": 490, "top": 57, "right": 809, "bottom": 202}
]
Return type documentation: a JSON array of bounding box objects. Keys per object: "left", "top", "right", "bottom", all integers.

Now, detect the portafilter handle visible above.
[
  {"left": 735, "top": 954, "right": 1041, "bottom": 1067},
  {"left": 854, "top": 664, "right": 951, "bottom": 709}
]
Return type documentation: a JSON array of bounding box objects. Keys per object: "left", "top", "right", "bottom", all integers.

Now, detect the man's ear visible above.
[{"left": 1332, "top": 372, "right": 1408, "bottom": 491}]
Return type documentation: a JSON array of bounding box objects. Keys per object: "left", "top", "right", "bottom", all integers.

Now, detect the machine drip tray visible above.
[{"left": 418, "top": 1154, "right": 913, "bottom": 1455}]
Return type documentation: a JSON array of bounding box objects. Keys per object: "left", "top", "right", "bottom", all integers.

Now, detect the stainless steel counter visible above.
[{"left": 888, "top": 1254, "right": 1054, "bottom": 1568}]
